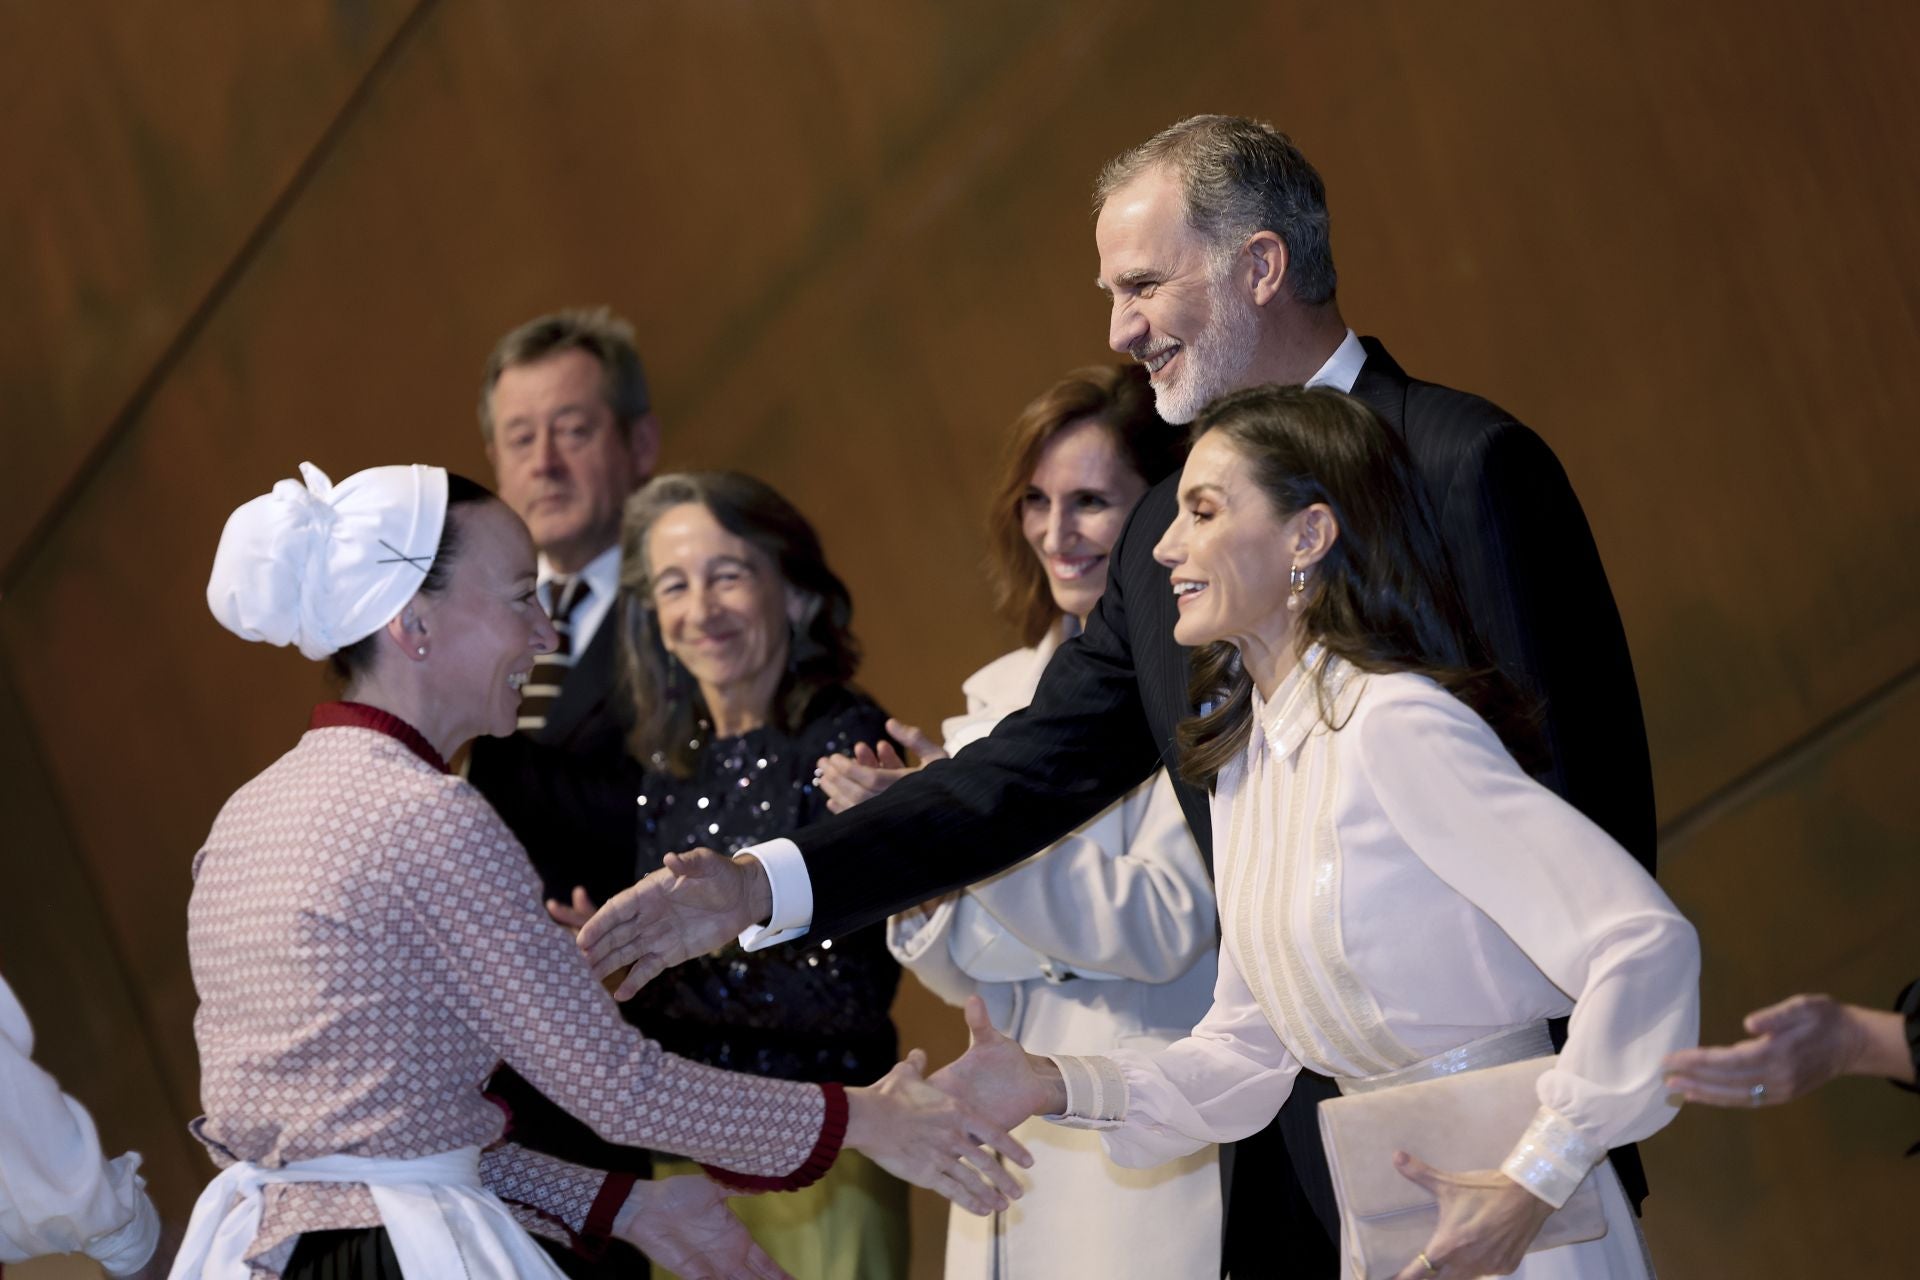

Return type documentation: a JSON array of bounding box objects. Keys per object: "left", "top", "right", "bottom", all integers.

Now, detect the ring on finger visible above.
[
  {"left": 1749, "top": 1082, "right": 1767, "bottom": 1105},
  {"left": 1416, "top": 1252, "right": 1438, "bottom": 1276}
]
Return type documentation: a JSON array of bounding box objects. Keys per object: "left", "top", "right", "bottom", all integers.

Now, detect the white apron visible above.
[{"left": 168, "top": 1147, "right": 569, "bottom": 1279}]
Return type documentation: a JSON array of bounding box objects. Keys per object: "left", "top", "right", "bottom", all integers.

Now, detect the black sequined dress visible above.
[{"left": 624, "top": 686, "right": 901, "bottom": 1085}]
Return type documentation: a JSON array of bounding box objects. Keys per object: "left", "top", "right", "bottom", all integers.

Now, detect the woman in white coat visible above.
[
  {"left": 931, "top": 386, "right": 1701, "bottom": 1280},
  {"left": 819, "top": 363, "right": 1223, "bottom": 1279}
]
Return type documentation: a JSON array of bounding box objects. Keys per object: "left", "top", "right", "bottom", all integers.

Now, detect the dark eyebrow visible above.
[{"left": 1180, "top": 482, "right": 1227, "bottom": 505}]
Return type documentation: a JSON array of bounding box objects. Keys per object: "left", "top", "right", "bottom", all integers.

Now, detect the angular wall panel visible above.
[
  {"left": 0, "top": 0, "right": 418, "bottom": 574},
  {"left": 1, "top": 2, "right": 1916, "bottom": 1271},
  {"left": 1640, "top": 674, "right": 1920, "bottom": 1274}
]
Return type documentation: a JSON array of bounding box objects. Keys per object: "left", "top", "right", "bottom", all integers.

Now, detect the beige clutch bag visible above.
[{"left": 1316, "top": 1055, "right": 1606, "bottom": 1280}]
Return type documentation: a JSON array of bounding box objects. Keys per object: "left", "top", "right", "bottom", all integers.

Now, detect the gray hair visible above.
[
  {"left": 476, "top": 306, "right": 651, "bottom": 441},
  {"left": 1094, "top": 115, "right": 1337, "bottom": 305}
]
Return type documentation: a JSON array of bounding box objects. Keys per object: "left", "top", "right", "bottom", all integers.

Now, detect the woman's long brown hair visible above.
[
  {"left": 985, "top": 364, "right": 1186, "bottom": 645},
  {"left": 1176, "top": 385, "right": 1544, "bottom": 786},
  {"left": 618, "top": 471, "right": 862, "bottom": 778}
]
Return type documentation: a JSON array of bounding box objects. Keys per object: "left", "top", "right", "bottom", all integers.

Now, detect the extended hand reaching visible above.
[
  {"left": 927, "top": 996, "right": 1065, "bottom": 1131},
  {"left": 1387, "top": 1154, "right": 1554, "bottom": 1280},
  {"left": 612, "top": 1174, "right": 793, "bottom": 1280},
  {"left": 817, "top": 718, "right": 947, "bottom": 813},
  {"left": 576, "top": 849, "right": 772, "bottom": 1000},
  {"left": 847, "top": 1047, "right": 1033, "bottom": 1217},
  {"left": 545, "top": 886, "right": 599, "bottom": 938},
  {"left": 1661, "top": 991, "right": 1915, "bottom": 1106}
]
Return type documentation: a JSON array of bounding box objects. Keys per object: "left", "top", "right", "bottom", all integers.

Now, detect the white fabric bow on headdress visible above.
[{"left": 207, "top": 462, "right": 450, "bottom": 660}]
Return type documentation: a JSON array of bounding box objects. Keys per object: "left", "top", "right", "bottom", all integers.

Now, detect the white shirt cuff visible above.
[
  {"left": 1500, "top": 1105, "right": 1605, "bottom": 1209},
  {"left": 1047, "top": 1053, "right": 1129, "bottom": 1128},
  {"left": 737, "top": 838, "right": 814, "bottom": 950}
]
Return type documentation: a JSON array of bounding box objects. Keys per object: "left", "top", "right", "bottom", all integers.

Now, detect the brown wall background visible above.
[{"left": 2, "top": 1, "right": 1915, "bottom": 1275}]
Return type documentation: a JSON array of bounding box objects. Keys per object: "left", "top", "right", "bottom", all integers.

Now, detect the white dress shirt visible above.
[
  {"left": 537, "top": 542, "right": 622, "bottom": 655},
  {"left": 740, "top": 330, "right": 1365, "bottom": 949}
]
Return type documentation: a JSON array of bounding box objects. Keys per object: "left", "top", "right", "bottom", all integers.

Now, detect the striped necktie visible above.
[{"left": 517, "top": 576, "right": 588, "bottom": 733}]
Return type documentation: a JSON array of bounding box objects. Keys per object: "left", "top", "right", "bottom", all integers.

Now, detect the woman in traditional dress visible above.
[
  {"left": 820, "top": 364, "right": 1223, "bottom": 1278},
  {"left": 931, "top": 386, "right": 1700, "bottom": 1280},
  {"left": 181, "top": 462, "right": 1027, "bottom": 1280}
]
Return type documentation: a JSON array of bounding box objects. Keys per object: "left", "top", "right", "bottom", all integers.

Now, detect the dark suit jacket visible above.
[
  {"left": 786, "top": 339, "right": 1657, "bottom": 1273},
  {"left": 468, "top": 610, "right": 646, "bottom": 906}
]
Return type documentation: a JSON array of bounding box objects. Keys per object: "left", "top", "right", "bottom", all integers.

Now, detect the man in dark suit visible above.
[
  {"left": 466, "top": 307, "right": 660, "bottom": 1278},
  {"left": 577, "top": 117, "right": 1656, "bottom": 1277},
  {"left": 468, "top": 307, "right": 659, "bottom": 906}
]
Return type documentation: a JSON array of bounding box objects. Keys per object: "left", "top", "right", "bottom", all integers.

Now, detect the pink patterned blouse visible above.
[{"left": 187, "top": 704, "right": 845, "bottom": 1275}]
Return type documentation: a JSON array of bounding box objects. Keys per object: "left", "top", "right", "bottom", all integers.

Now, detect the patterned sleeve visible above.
[
  {"left": 482, "top": 1144, "right": 634, "bottom": 1256},
  {"left": 388, "top": 782, "right": 842, "bottom": 1185}
]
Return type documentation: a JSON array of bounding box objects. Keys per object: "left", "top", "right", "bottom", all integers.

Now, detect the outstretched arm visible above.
[
  {"left": 0, "top": 978, "right": 160, "bottom": 1276},
  {"left": 409, "top": 812, "right": 1030, "bottom": 1214},
  {"left": 577, "top": 482, "right": 1183, "bottom": 978},
  {"left": 1662, "top": 991, "right": 1917, "bottom": 1106}
]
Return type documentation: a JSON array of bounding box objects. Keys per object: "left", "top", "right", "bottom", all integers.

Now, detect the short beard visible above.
[{"left": 1150, "top": 259, "right": 1261, "bottom": 424}]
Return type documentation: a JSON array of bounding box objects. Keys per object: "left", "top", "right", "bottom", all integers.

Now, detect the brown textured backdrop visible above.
[{"left": 2, "top": 2, "right": 1915, "bottom": 1275}]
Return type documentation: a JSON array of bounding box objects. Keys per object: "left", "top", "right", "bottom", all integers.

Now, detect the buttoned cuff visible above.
[
  {"left": 1047, "top": 1054, "right": 1129, "bottom": 1128},
  {"left": 1500, "top": 1105, "right": 1605, "bottom": 1208},
  {"left": 737, "top": 838, "right": 813, "bottom": 950}
]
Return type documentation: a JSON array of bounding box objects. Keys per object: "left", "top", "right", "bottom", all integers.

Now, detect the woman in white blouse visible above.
[
  {"left": 819, "top": 364, "right": 1223, "bottom": 1278},
  {"left": 932, "top": 385, "right": 1700, "bottom": 1280}
]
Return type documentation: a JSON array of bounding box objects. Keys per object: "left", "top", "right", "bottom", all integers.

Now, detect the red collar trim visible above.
[{"left": 310, "top": 702, "right": 451, "bottom": 774}]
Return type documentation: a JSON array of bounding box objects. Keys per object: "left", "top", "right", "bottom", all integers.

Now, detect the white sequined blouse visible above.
[{"left": 1052, "top": 655, "right": 1699, "bottom": 1210}]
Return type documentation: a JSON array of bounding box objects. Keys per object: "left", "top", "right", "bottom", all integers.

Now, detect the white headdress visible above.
[{"left": 207, "top": 462, "right": 450, "bottom": 660}]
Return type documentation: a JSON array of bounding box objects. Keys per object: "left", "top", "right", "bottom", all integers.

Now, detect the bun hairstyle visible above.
[
  {"left": 206, "top": 462, "right": 496, "bottom": 681},
  {"left": 330, "top": 474, "right": 497, "bottom": 680}
]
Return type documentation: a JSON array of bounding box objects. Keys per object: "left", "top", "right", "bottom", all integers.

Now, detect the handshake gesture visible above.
[{"left": 570, "top": 855, "right": 1060, "bottom": 1217}]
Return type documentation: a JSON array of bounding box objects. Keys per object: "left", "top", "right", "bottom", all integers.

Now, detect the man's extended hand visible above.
[
  {"left": 612, "top": 1174, "right": 792, "bottom": 1280},
  {"left": 577, "top": 849, "right": 773, "bottom": 1000}
]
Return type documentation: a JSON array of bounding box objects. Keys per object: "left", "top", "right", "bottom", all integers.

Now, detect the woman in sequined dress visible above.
[{"left": 558, "top": 471, "right": 907, "bottom": 1280}]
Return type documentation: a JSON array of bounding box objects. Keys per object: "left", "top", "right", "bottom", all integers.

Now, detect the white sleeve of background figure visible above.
[{"left": 0, "top": 976, "right": 160, "bottom": 1274}]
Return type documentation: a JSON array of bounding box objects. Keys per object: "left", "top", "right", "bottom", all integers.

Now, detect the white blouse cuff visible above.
[
  {"left": 1500, "top": 1105, "right": 1605, "bottom": 1208},
  {"left": 1047, "top": 1054, "right": 1128, "bottom": 1128},
  {"left": 87, "top": 1156, "right": 161, "bottom": 1275}
]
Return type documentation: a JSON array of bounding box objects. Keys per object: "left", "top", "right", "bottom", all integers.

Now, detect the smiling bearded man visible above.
[{"left": 575, "top": 115, "right": 1660, "bottom": 1280}]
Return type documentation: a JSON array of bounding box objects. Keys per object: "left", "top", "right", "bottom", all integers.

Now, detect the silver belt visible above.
[{"left": 1336, "top": 1022, "right": 1554, "bottom": 1096}]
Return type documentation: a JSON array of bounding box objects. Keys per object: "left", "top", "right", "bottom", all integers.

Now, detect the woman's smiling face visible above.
[
  {"left": 1021, "top": 418, "right": 1150, "bottom": 624},
  {"left": 1152, "top": 430, "right": 1301, "bottom": 656},
  {"left": 645, "top": 501, "right": 792, "bottom": 713}
]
